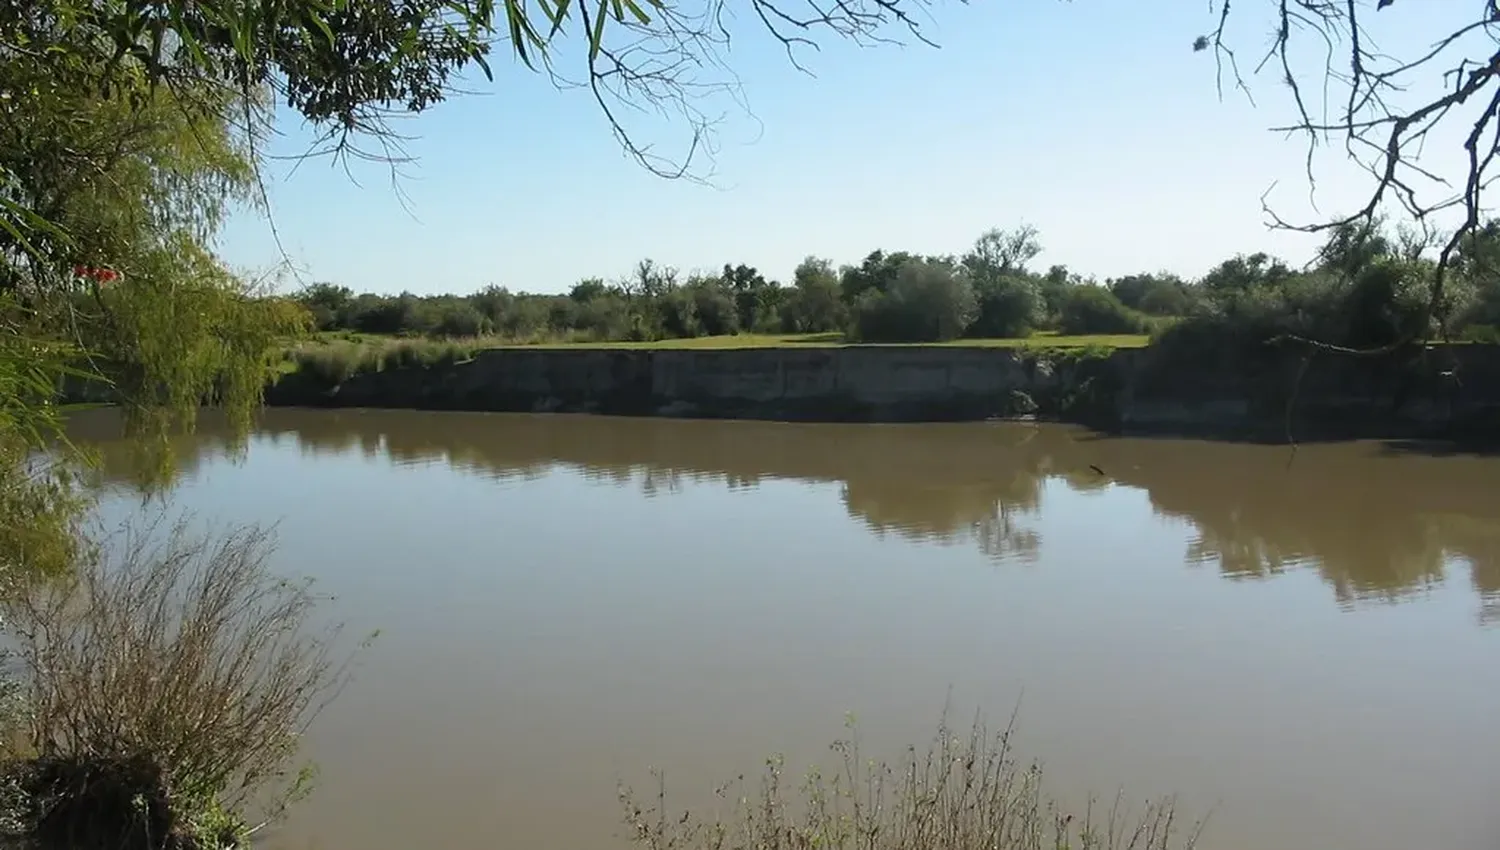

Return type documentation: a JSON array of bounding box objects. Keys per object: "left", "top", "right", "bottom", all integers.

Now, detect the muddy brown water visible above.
[{"left": 68, "top": 408, "right": 1500, "bottom": 850}]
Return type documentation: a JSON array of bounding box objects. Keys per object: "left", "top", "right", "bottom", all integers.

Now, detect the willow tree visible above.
[
  {"left": 0, "top": 14, "right": 307, "bottom": 579},
  {"left": 0, "top": 0, "right": 952, "bottom": 582}
]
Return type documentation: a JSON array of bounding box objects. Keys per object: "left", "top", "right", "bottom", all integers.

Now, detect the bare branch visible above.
[{"left": 1206, "top": 0, "right": 1500, "bottom": 353}]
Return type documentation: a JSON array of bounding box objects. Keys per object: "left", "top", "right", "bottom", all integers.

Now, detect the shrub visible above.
[
  {"left": 348, "top": 295, "right": 417, "bottom": 335},
  {"left": 289, "top": 336, "right": 480, "bottom": 385},
  {"left": 853, "top": 259, "right": 978, "bottom": 342},
  {"left": 291, "top": 341, "right": 380, "bottom": 384},
  {"left": 689, "top": 284, "right": 740, "bottom": 336},
  {"left": 620, "top": 713, "right": 1200, "bottom": 850},
  {"left": 781, "top": 258, "right": 846, "bottom": 334},
  {"left": 968, "top": 275, "right": 1043, "bottom": 339},
  {"left": 381, "top": 337, "right": 475, "bottom": 370},
  {"left": 1157, "top": 261, "right": 1437, "bottom": 355},
  {"left": 1058, "top": 286, "right": 1148, "bottom": 335},
  {"left": 658, "top": 289, "right": 703, "bottom": 338},
  {"left": 2, "top": 519, "right": 350, "bottom": 850},
  {"left": 1339, "top": 259, "right": 1433, "bottom": 347},
  {"left": 432, "top": 304, "right": 493, "bottom": 338},
  {"left": 1137, "top": 282, "right": 1196, "bottom": 317}
]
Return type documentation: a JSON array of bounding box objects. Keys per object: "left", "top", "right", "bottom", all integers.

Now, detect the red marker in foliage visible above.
[{"left": 72, "top": 265, "right": 121, "bottom": 283}]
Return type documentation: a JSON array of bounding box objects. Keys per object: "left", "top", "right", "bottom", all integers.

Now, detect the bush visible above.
[
  {"left": 853, "top": 259, "right": 978, "bottom": 342},
  {"left": 382, "top": 337, "right": 476, "bottom": 370},
  {"left": 781, "top": 258, "right": 846, "bottom": 333},
  {"left": 290, "top": 336, "right": 479, "bottom": 385},
  {"left": 1157, "top": 260, "right": 1437, "bottom": 355},
  {"left": 348, "top": 295, "right": 417, "bottom": 335},
  {"left": 620, "top": 713, "right": 1200, "bottom": 850},
  {"left": 2, "top": 519, "right": 350, "bottom": 850},
  {"left": 689, "top": 284, "right": 740, "bottom": 336},
  {"left": 1058, "top": 286, "right": 1148, "bottom": 335},
  {"left": 292, "top": 341, "right": 381, "bottom": 384},
  {"left": 1339, "top": 259, "right": 1432, "bottom": 347},
  {"left": 657, "top": 289, "right": 703, "bottom": 338},
  {"left": 968, "top": 275, "right": 1043, "bottom": 339},
  {"left": 432, "top": 304, "right": 492, "bottom": 338}
]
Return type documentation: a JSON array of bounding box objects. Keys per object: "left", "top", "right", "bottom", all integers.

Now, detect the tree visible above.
[
  {"left": 840, "top": 250, "right": 914, "bottom": 303},
  {"left": 1316, "top": 219, "right": 1394, "bottom": 279},
  {"left": 853, "top": 258, "right": 977, "bottom": 342},
  {"left": 722, "top": 263, "right": 778, "bottom": 332},
  {"left": 1109, "top": 273, "right": 1194, "bottom": 317},
  {"left": 686, "top": 274, "right": 740, "bottom": 336},
  {"left": 962, "top": 227, "right": 1045, "bottom": 338},
  {"left": 782, "top": 257, "right": 847, "bottom": 333},
  {"left": 296, "top": 283, "right": 355, "bottom": 330},
  {"left": 1199, "top": 253, "right": 1294, "bottom": 294},
  {"left": 620, "top": 258, "right": 679, "bottom": 339},
  {"left": 1, "top": 47, "right": 307, "bottom": 486},
  {"left": 1199, "top": 1, "right": 1500, "bottom": 349},
  {"left": 569, "top": 279, "right": 609, "bottom": 303},
  {"left": 1057, "top": 286, "right": 1146, "bottom": 336},
  {"left": 965, "top": 225, "right": 1042, "bottom": 278}
]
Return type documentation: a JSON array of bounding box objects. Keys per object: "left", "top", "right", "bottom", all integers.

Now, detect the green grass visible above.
[
  {"left": 496, "top": 330, "right": 1152, "bottom": 350},
  {"left": 285, "top": 335, "right": 481, "bottom": 382},
  {"left": 278, "top": 331, "right": 1151, "bottom": 382}
]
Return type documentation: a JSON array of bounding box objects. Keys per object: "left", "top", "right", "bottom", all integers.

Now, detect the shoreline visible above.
[{"left": 257, "top": 342, "right": 1500, "bottom": 443}]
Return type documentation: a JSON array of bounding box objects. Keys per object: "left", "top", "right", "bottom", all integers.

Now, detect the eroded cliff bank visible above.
[{"left": 262, "top": 342, "right": 1500, "bottom": 440}]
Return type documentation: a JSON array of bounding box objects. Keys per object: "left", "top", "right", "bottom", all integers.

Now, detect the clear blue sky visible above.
[{"left": 215, "top": 1, "right": 1473, "bottom": 296}]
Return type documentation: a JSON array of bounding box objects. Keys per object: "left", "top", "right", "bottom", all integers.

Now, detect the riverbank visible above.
[{"left": 261, "top": 340, "right": 1500, "bottom": 440}]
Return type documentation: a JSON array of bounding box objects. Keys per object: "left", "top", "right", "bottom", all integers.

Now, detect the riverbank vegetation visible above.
[
  {"left": 619, "top": 714, "right": 1199, "bottom": 850},
  {"left": 286, "top": 216, "right": 1500, "bottom": 364},
  {"left": 0, "top": 520, "right": 344, "bottom": 850},
  {"left": 4, "top": 0, "right": 1496, "bottom": 845},
  {"left": 0, "top": 0, "right": 502, "bottom": 839}
]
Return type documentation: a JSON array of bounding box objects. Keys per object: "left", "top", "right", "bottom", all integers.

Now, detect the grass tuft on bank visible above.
[
  {"left": 286, "top": 336, "right": 481, "bottom": 381},
  {"left": 620, "top": 713, "right": 1200, "bottom": 850},
  {"left": 283, "top": 330, "right": 1149, "bottom": 366}
]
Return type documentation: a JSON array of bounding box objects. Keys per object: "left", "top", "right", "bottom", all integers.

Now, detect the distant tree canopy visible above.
[{"left": 290, "top": 215, "right": 1500, "bottom": 351}]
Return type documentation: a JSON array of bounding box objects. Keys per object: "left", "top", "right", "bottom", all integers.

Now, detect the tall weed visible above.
[
  {"left": 2, "top": 518, "right": 354, "bottom": 848},
  {"left": 621, "top": 713, "right": 1202, "bottom": 850}
]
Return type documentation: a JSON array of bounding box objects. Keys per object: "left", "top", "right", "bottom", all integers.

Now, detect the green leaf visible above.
[
  {"left": 505, "top": 0, "right": 547, "bottom": 69},
  {"left": 588, "top": 0, "right": 608, "bottom": 61},
  {"left": 548, "top": 0, "right": 572, "bottom": 37},
  {"left": 306, "top": 10, "right": 337, "bottom": 48},
  {"left": 169, "top": 5, "right": 210, "bottom": 68},
  {"left": 538, "top": 0, "right": 574, "bottom": 38},
  {"left": 621, "top": 0, "right": 651, "bottom": 24},
  {"left": 0, "top": 194, "right": 71, "bottom": 259}
]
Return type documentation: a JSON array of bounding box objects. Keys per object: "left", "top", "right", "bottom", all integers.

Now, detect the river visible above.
[{"left": 67, "top": 408, "right": 1500, "bottom": 850}]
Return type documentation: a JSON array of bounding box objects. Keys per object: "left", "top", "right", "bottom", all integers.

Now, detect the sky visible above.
[{"left": 214, "top": 1, "right": 1480, "bottom": 296}]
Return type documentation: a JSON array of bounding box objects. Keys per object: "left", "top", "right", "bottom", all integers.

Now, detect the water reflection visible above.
[{"left": 70, "top": 408, "right": 1500, "bottom": 620}]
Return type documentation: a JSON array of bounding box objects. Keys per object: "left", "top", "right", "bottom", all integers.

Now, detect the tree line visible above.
[{"left": 294, "top": 218, "right": 1500, "bottom": 348}]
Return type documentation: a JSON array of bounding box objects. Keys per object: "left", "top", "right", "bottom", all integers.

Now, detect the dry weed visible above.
[
  {"left": 2, "top": 517, "right": 353, "bottom": 846},
  {"left": 621, "top": 713, "right": 1203, "bottom": 850}
]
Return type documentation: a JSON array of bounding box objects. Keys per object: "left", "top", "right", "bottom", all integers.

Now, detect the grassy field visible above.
[
  {"left": 491, "top": 330, "right": 1152, "bottom": 351},
  {"left": 284, "top": 331, "right": 1152, "bottom": 382},
  {"left": 303, "top": 330, "right": 1151, "bottom": 351}
]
